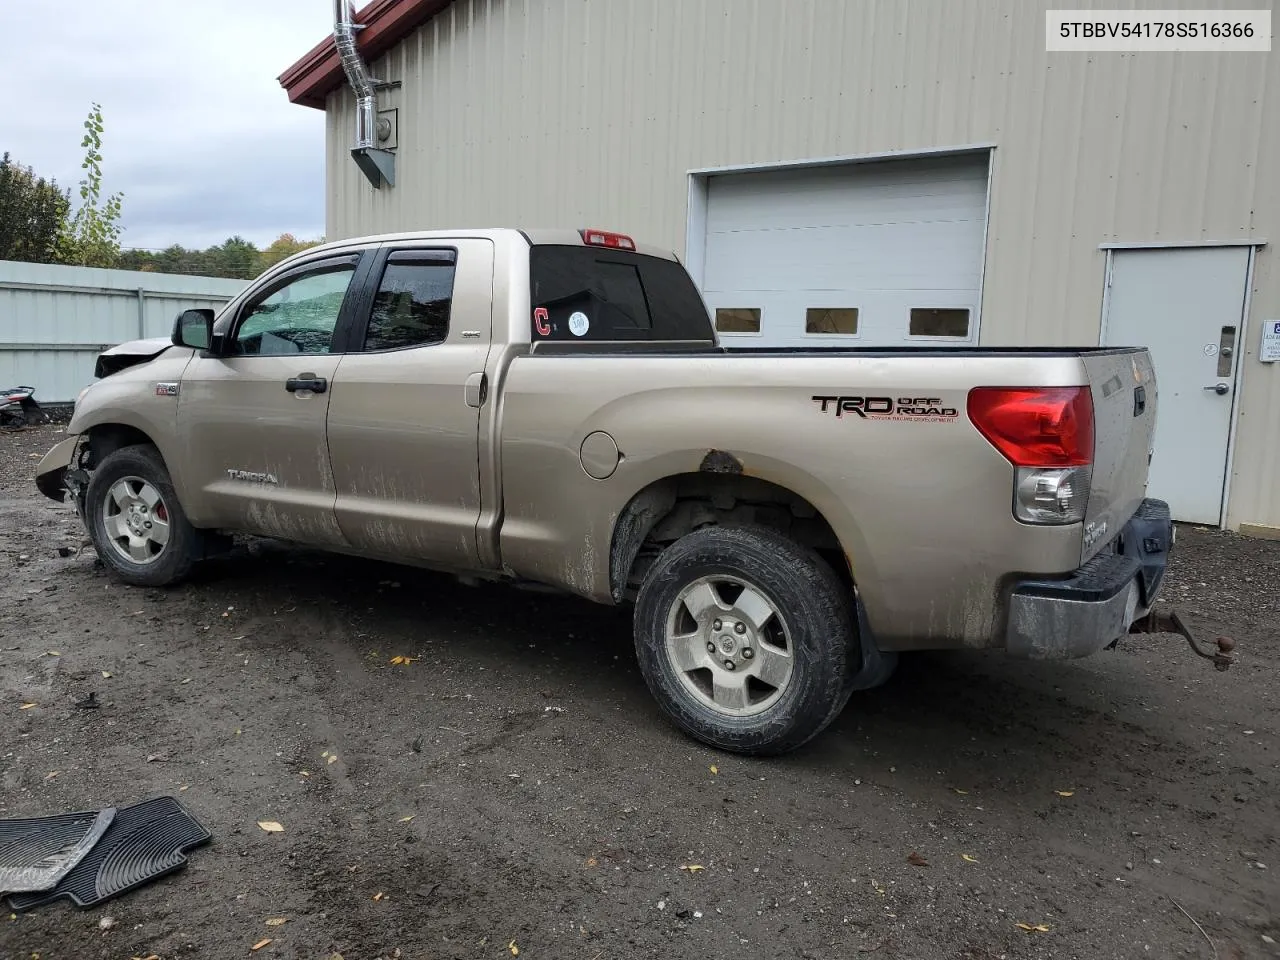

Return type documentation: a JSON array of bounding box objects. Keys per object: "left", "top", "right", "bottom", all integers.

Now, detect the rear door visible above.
[
  {"left": 325, "top": 238, "right": 495, "bottom": 568},
  {"left": 1079, "top": 349, "right": 1157, "bottom": 561},
  {"left": 177, "top": 251, "right": 370, "bottom": 544}
]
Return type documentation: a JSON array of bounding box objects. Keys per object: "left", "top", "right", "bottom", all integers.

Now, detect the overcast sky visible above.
[{"left": 1, "top": 1, "right": 335, "bottom": 251}]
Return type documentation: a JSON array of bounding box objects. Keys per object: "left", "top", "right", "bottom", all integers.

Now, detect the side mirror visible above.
[{"left": 172, "top": 309, "right": 214, "bottom": 351}]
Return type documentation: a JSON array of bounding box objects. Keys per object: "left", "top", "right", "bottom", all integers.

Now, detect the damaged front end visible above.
[{"left": 35, "top": 435, "right": 91, "bottom": 519}]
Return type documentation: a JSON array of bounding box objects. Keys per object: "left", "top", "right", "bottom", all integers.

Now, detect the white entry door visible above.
[{"left": 1102, "top": 246, "right": 1250, "bottom": 525}]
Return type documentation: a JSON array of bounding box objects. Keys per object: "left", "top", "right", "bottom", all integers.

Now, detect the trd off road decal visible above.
[{"left": 812, "top": 395, "right": 959, "bottom": 423}]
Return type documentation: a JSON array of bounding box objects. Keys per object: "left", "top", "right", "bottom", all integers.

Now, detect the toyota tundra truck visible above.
[{"left": 34, "top": 227, "right": 1217, "bottom": 755}]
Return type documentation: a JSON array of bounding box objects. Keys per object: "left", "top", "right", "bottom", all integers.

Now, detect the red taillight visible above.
[
  {"left": 967, "top": 386, "right": 1094, "bottom": 467},
  {"left": 581, "top": 228, "right": 636, "bottom": 251}
]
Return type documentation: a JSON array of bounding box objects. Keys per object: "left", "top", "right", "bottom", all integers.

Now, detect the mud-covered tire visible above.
[
  {"left": 633, "top": 525, "right": 859, "bottom": 755},
  {"left": 86, "top": 445, "right": 198, "bottom": 587}
]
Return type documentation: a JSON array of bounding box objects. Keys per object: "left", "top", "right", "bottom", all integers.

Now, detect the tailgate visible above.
[{"left": 1080, "top": 349, "right": 1157, "bottom": 562}]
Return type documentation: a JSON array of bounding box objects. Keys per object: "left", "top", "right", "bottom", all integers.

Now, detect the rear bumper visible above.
[{"left": 1006, "top": 498, "right": 1172, "bottom": 660}]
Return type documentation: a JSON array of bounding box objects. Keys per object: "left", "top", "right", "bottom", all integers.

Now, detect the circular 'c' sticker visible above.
[{"left": 568, "top": 311, "right": 590, "bottom": 337}]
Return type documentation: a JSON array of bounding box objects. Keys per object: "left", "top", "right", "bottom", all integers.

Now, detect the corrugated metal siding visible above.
[
  {"left": 0, "top": 261, "right": 247, "bottom": 402},
  {"left": 324, "top": 0, "right": 1279, "bottom": 530}
]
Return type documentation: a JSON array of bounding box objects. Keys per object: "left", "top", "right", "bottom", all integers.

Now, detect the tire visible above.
[
  {"left": 633, "top": 525, "right": 859, "bottom": 755},
  {"left": 85, "top": 444, "right": 199, "bottom": 587}
]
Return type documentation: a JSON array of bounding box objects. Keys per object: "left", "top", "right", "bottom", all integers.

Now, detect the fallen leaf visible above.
[
  {"left": 709, "top": 765, "right": 718, "bottom": 775},
  {"left": 321, "top": 750, "right": 329, "bottom": 758},
  {"left": 300, "top": 771, "right": 310, "bottom": 777},
  {"left": 508, "top": 940, "right": 519, "bottom": 956},
  {"left": 19, "top": 703, "right": 36, "bottom": 710},
  {"left": 101, "top": 671, "right": 112, "bottom": 679},
  {"left": 1015, "top": 923, "right": 1051, "bottom": 933},
  {"left": 1055, "top": 790, "right": 1075, "bottom": 798},
  {"left": 45, "top": 650, "right": 61, "bottom": 657},
  {"left": 265, "top": 918, "right": 287, "bottom": 926},
  {"left": 398, "top": 815, "right": 415, "bottom": 823},
  {"left": 372, "top": 891, "right": 385, "bottom": 901},
  {"left": 953, "top": 788, "right": 969, "bottom": 795},
  {"left": 44, "top": 771, "right": 58, "bottom": 782},
  {"left": 389, "top": 655, "right": 419, "bottom": 665},
  {"left": 327, "top": 754, "right": 338, "bottom": 765},
  {"left": 584, "top": 857, "right": 598, "bottom": 868},
  {"left": 257, "top": 821, "right": 284, "bottom": 833},
  {"left": 961, "top": 854, "right": 979, "bottom": 863},
  {"left": 146, "top": 754, "right": 169, "bottom": 763},
  {"left": 907, "top": 851, "right": 929, "bottom": 867},
  {"left": 235, "top": 728, "right": 242, "bottom": 736},
  {"left": 680, "top": 864, "right": 705, "bottom": 873},
  {"left": 179, "top": 785, "right": 190, "bottom": 792},
  {"left": 180, "top": 678, "right": 191, "bottom": 684},
  {"left": 251, "top": 938, "right": 273, "bottom": 950}
]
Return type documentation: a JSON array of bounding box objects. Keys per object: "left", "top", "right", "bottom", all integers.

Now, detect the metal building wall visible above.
[
  {"left": 323, "top": 0, "right": 1279, "bottom": 531},
  {"left": 0, "top": 261, "right": 247, "bottom": 402}
]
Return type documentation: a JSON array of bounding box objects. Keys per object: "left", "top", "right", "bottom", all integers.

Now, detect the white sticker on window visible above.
[{"left": 568, "top": 311, "right": 590, "bottom": 337}]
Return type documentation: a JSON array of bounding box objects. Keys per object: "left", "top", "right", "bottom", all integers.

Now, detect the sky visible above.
[{"left": 1, "top": 1, "right": 337, "bottom": 251}]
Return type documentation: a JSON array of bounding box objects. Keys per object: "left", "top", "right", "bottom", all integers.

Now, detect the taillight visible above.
[
  {"left": 581, "top": 228, "right": 636, "bottom": 251},
  {"left": 968, "top": 386, "right": 1095, "bottom": 525},
  {"left": 967, "top": 387, "right": 1094, "bottom": 467}
]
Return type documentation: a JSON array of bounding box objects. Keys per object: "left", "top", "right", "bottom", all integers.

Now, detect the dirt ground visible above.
[{"left": 0, "top": 424, "right": 1276, "bottom": 960}]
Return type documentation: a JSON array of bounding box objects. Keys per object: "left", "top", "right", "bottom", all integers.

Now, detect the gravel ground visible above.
[{"left": 0, "top": 424, "right": 1276, "bottom": 960}]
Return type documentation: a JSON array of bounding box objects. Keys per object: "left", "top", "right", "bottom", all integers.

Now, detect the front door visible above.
[
  {"left": 325, "top": 238, "right": 494, "bottom": 569},
  {"left": 1102, "top": 246, "right": 1250, "bottom": 525},
  {"left": 177, "top": 251, "right": 368, "bottom": 544}
]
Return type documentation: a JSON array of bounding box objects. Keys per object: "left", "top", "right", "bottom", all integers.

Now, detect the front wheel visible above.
[
  {"left": 85, "top": 445, "right": 198, "bottom": 587},
  {"left": 633, "top": 525, "right": 858, "bottom": 755}
]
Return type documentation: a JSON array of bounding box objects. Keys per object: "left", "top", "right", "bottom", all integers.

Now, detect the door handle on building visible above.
[{"left": 1203, "top": 383, "right": 1229, "bottom": 396}]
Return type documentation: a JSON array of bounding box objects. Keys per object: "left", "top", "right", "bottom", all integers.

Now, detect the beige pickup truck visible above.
[{"left": 36, "top": 227, "right": 1204, "bottom": 754}]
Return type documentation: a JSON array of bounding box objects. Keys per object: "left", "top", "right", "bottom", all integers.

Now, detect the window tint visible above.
[
  {"left": 805, "top": 308, "right": 858, "bottom": 335},
  {"left": 233, "top": 262, "right": 355, "bottom": 356},
  {"left": 714, "top": 308, "right": 761, "bottom": 334},
  {"left": 530, "top": 246, "right": 713, "bottom": 342},
  {"left": 365, "top": 251, "right": 456, "bottom": 351},
  {"left": 909, "top": 307, "right": 970, "bottom": 338}
]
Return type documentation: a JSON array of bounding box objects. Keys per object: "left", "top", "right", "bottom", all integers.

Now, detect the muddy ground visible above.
[{"left": 0, "top": 424, "right": 1276, "bottom": 960}]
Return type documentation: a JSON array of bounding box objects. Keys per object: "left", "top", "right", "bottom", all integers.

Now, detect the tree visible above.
[
  {"left": 58, "top": 103, "right": 124, "bottom": 268},
  {"left": 257, "top": 233, "right": 321, "bottom": 273},
  {"left": 0, "top": 153, "right": 70, "bottom": 264}
]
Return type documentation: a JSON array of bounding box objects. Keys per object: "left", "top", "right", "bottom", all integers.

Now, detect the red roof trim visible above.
[{"left": 278, "top": 0, "right": 453, "bottom": 110}]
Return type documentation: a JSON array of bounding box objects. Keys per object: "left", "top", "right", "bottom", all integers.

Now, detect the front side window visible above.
[
  {"left": 231, "top": 261, "right": 356, "bottom": 356},
  {"left": 364, "top": 251, "right": 456, "bottom": 351}
]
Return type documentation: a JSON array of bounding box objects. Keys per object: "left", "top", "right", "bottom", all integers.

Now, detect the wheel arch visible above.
[{"left": 607, "top": 462, "right": 862, "bottom": 604}]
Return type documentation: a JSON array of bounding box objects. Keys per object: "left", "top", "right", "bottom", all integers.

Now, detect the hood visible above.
[{"left": 94, "top": 337, "right": 175, "bottom": 379}]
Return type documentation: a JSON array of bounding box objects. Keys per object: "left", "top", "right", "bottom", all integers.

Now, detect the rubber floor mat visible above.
[
  {"left": 0, "top": 807, "right": 115, "bottom": 894},
  {"left": 6, "top": 797, "right": 210, "bottom": 911}
]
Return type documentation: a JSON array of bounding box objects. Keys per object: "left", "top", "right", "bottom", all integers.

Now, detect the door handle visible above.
[
  {"left": 1203, "top": 383, "right": 1229, "bottom": 396},
  {"left": 285, "top": 374, "right": 328, "bottom": 394}
]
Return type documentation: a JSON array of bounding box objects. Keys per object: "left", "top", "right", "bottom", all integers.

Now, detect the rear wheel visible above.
[
  {"left": 633, "top": 525, "right": 858, "bottom": 755},
  {"left": 86, "top": 445, "right": 198, "bottom": 587}
]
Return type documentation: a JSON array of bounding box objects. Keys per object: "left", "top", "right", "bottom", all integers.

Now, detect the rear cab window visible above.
[{"left": 529, "top": 246, "right": 713, "bottom": 343}]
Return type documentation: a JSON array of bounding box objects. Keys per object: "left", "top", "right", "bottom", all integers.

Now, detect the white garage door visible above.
[{"left": 699, "top": 153, "right": 990, "bottom": 348}]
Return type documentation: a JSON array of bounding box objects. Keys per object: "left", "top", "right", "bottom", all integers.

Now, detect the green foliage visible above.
[
  {"left": 256, "top": 233, "right": 322, "bottom": 273},
  {"left": 57, "top": 103, "right": 125, "bottom": 268},
  {"left": 116, "top": 233, "right": 325, "bottom": 280},
  {"left": 0, "top": 153, "right": 71, "bottom": 263}
]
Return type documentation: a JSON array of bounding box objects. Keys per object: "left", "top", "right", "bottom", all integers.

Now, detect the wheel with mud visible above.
[
  {"left": 633, "top": 525, "right": 858, "bottom": 755},
  {"left": 85, "top": 445, "right": 198, "bottom": 587}
]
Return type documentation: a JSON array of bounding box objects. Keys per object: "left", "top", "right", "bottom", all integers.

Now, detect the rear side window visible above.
[
  {"left": 364, "top": 250, "right": 456, "bottom": 351},
  {"left": 530, "top": 246, "right": 712, "bottom": 342}
]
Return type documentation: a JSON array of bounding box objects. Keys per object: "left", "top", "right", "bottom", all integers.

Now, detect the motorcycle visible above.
[{"left": 0, "top": 386, "right": 47, "bottom": 429}]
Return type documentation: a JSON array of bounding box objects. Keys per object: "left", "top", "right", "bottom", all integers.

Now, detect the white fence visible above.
[{"left": 0, "top": 260, "right": 249, "bottom": 402}]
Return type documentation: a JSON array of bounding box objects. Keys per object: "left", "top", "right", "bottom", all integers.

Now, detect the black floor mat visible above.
[
  {"left": 0, "top": 807, "right": 115, "bottom": 894},
  {"left": 6, "top": 797, "right": 211, "bottom": 911}
]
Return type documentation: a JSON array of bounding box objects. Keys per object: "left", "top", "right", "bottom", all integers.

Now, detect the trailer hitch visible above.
[{"left": 1130, "top": 606, "right": 1235, "bottom": 671}]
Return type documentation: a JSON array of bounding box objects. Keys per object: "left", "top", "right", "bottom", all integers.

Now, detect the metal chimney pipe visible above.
[{"left": 334, "top": 0, "right": 375, "bottom": 150}]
